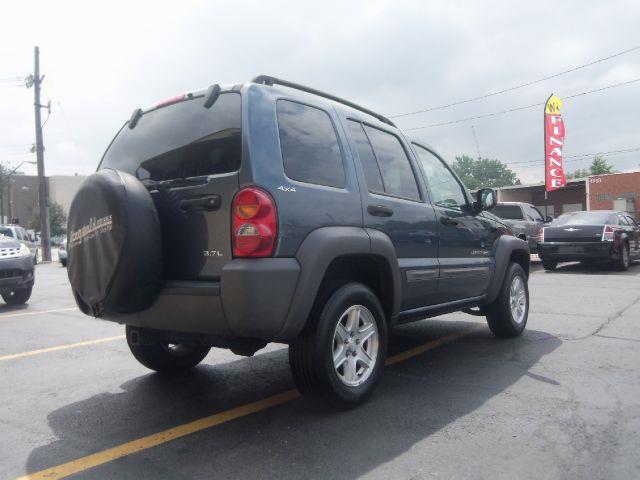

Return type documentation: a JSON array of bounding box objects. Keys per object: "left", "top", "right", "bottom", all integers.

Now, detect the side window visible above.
[
  {"left": 412, "top": 144, "right": 467, "bottom": 208},
  {"left": 15, "top": 229, "right": 24, "bottom": 240},
  {"left": 346, "top": 120, "right": 384, "bottom": 193},
  {"left": 625, "top": 216, "right": 638, "bottom": 227},
  {"left": 277, "top": 100, "right": 346, "bottom": 188},
  {"left": 617, "top": 215, "right": 629, "bottom": 226},
  {"left": 526, "top": 205, "right": 544, "bottom": 222},
  {"left": 362, "top": 125, "right": 420, "bottom": 200}
]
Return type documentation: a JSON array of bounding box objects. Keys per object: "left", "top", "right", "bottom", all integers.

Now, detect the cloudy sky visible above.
[{"left": 1, "top": 0, "right": 639, "bottom": 183}]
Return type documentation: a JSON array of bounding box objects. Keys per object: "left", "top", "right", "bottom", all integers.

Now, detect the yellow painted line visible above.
[
  {"left": 385, "top": 330, "right": 472, "bottom": 366},
  {"left": 15, "top": 329, "right": 476, "bottom": 480},
  {"left": 0, "top": 307, "right": 77, "bottom": 320},
  {"left": 0, "top": 335, "right": 125, "bottom": 362}
]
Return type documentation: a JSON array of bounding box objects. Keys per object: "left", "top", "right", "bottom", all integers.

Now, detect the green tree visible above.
[
  {"left": 28, "top": 201, "right": 68, "bottom": 237},
  {"left": 451, "top": 155, "right": 519, "bottom": 190},
  {"left": 567, "top": 155, "right": 617, "bottom": 178}
]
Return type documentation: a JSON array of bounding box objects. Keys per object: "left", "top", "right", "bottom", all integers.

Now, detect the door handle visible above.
[
  {"left": 440, "top": 215, "right": 458, "bottom": 226},
  {"left": 180, "top": 195, "right": 221, "bottom": 211},
  {"left": 367, "top": 205, "right": 394, "bottom": 217}
]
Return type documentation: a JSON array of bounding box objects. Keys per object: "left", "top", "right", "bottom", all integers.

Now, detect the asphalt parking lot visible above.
[{"left": 1, "top": 260, "right": 639, "bottom": 480}]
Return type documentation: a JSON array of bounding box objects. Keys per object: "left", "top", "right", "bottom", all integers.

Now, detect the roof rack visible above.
[{"left": 251, "top": 75, "right": 395, "bottom": 127}]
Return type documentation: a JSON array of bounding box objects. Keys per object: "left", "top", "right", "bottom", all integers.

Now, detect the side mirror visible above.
[
  {"left": 476, "top": 188, "right": 497, "bottom": 211},
  {"left": 545, "top": 216, "right": 553, "bottom": 223}
]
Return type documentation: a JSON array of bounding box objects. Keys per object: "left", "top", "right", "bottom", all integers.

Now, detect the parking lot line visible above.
[
  {"left": 0, "top": 307, "right": 77, "bottom": 321},
  {"left": 14, "top": 328, "right": 476, "bottom": 480},
  {"left": 0, "top": 335, "right": 125, "bottom": 362}
]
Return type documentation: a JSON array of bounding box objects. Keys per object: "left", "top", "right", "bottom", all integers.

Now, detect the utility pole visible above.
[{"left": 33, "top": 46, "right": 51, "bottom": 261}]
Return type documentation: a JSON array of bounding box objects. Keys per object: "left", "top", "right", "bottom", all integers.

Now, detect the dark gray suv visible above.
[{"left": 67, "top": 76, "right": 530, "bottom": 408}]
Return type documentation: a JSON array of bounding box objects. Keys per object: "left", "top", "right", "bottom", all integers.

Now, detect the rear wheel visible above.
[
  {"left": 289, "top": 282, "right": 387, "bottom": 409},
  {"left": 125, "top": 326, "right": 210, "bottom": 373},
  {"left": 614, "top": 243, "right": 630, "bottom": 271},
  {"left": 2, "top": 286, "right": 33, "bottom": 305},
  {"left": 486, "top": 263, "right": 529, "bottom": 338},
  {"left": 541, "top": 258, "right": 557, "bottom": 271}
]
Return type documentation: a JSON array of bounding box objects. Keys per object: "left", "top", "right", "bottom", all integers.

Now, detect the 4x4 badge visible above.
[{"left": 277, "top": 185, "right": 296, "bottom": 192}]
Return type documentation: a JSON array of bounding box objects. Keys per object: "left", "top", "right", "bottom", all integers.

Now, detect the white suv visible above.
[{"left": 0, "top": 225, "right": 38, "bottom": 264}]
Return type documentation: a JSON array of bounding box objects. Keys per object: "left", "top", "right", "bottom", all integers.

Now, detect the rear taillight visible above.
[
  {"left": 602, "top": 225, "right": 615, "bottom": 242},
  {"left": 537, "top": 227, "right": 545, "bottom": 242},
  {"left": 232, "top": 187, "right": 277, "bottom": 257}
]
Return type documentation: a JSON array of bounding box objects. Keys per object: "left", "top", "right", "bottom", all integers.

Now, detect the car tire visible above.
[
  {"left": 614, "top": 242, "right": 630, "bottom": 271},
  {"left": 289, "top": 282, "right": 388, "bottom": 409},
  {"left": 485, "top": 263, "right": 529, "bottom": 338},
  {"left": 541, "top": 258, "right": 557, "bottom": 271},
  {"left": 61, "top": 259, "right": 67, "bottom": 267},
  {"left": 33, "top": 252, "right": 38, "bottom": 265},
  {"left": 125, "top": 326, "right": 210, "bottom": 373},
  {"left": 2, "top": 287, "right": 33, "bottom": 305}
]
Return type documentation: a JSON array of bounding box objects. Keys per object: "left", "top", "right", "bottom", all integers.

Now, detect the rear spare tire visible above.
[{"left": 67, "top": 169, "right": 162, "bottom": 317}]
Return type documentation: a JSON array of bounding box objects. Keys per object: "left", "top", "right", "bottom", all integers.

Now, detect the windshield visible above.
[
  {"left": 0, "top": 227, "right": 14, "bottom": 237},
  {"left": 100, "top": 92, "right": 241, "bottom": 181},
  {"left": 554, "top": 211, "right": 616, "bottom": 225},
  {"left": 490, "top": 204, "right": 524, "bottom": 220}
]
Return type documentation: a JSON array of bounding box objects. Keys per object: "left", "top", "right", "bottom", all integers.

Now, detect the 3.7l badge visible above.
[{"left": 203, "top": 250, "right": 224, "bottom": 257}]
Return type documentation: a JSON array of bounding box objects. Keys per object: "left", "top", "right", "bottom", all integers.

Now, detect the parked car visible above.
[
  {"left": 58, "top": 241, "right": 67, "bottom": 267},
  {"left": 538, "top": 210, "right": 640, "bottom": 270},
  {"left": 489, "top": 202, "right": 551, "bottom": 253},
  {"left": 0, "top": 225, "right": 38, "bottom": 264},
  {"left": 0, "top": 235, "right": 35, "bottom": 305},
  {"left": 66, "top": 75, "right": 531, "bottom": 408}
]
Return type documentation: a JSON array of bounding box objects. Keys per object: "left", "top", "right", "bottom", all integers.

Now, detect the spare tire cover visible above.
[{"left": 67, "top": 169, "right": 162, "bottom": 316}]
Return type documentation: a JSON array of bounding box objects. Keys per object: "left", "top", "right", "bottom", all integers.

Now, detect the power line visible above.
[
  {"left": 503, "top": 147, "right": 640, "bottom": 169},
  {"left": 390, "top": 45, "right": 640, "bottom": 118},
  {"left": 405, "top": 77, "right": 640, "bottom": 131}
]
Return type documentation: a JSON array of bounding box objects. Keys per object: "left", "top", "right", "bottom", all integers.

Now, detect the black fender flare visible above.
[
  {"left": 273, "top": 226, "right": 401, "bottom": 341},
  {"left": 483, "top": 235, "right": 530, "bottom": 305}
]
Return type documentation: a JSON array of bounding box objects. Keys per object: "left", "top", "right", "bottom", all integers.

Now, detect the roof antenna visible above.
[
  {"left": 471, "top": 125, "right": 482, "bottom": 160},
  {"left": 203, "top": 84, "right": 221, "bottom": 108}
]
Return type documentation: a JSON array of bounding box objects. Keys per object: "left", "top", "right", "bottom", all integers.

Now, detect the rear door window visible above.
[
  {"left": 362, "top": 125, "right": 420, "bottom": 200},
  {"left": 346, "top": 120, "right": 384, "bottom": 193},
  {"left": 100, "top": 92, "right": 241, "bottom": 181},
  {"left": 277, "top": 100, "right": 346, "bottom": 188}
]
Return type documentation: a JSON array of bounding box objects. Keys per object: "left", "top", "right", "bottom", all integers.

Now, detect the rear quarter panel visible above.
[{"left": 242, "top": 85, "right": 363, "bottom": 256}]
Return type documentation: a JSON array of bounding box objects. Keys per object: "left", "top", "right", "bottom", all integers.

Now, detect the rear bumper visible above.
[
  {"left": 101, "top": 258, "right": 300, "bottom": 341},
  {"left": 538, "top": 241, "right": 616, "bottom": 261},
  {"left": 0, "top": 256, "right": 35, "bottom": 291}
]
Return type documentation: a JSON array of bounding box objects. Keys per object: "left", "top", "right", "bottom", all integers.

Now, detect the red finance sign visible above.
[{"left": 544, "top": 94, "right": 566, "bottom": 192}]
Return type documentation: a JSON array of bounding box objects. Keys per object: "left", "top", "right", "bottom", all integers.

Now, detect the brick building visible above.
[{"left": 587, "top": 171, "right": 640, "bottom": 220}]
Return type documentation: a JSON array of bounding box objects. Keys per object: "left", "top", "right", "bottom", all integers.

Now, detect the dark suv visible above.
[{"left": 67, "top": 76, "right": 530, "bottom": 408}]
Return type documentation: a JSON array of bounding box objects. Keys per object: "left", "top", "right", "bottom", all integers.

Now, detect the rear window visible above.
[
  {"left": 100, "top": 92, "right": 241, "bottom": 181},
  {"left": 277, "top": 100, "right": 346, "bottom": 188},
  {"left": 554, "top": 211, "right": 616, "bottom": 225},
  {"left": 490, "top": 204, "right": 524, "bottom": 220}
]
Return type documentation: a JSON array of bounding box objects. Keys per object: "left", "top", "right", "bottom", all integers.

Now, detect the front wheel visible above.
[
  {"left": 2, "top": 286, "right": 33, "bottom": 305},
  {"left": 485, "top": 263, "right": 529, "bottom": 338},
  {"left": 125, "top": 326, "right": 210, "bottom": 373},
  {"left": 289, "top": 283, "right": 388, "bottom": 408}
]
